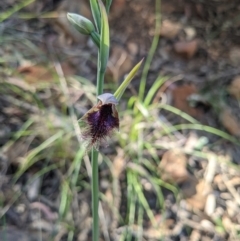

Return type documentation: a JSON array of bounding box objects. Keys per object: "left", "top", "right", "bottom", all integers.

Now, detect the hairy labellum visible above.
[{"left": 80, "top": 94, "right": 119, "bottom": 149}]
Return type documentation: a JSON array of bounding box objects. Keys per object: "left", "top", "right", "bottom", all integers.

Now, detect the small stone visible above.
[
  {"left": 174, "top": 39, "right": 199, "bottom": 59},
  {"left": 226, "top": 200, "right": 239, "bottom": 217},
  {"left": 158, "top": 150, "right": 189, "bottom": 184},
  {"left": 184, "top": 26, "right": 197, "bottom": 40},
  {"left": 190, "top": 230, "right": 201, "bottom": 241},
  {"left": 205, "top": 193, "right": 216, "bottom": 216},
  {"left": 200, "top": 219, "right": 214, "bottom": 231},
  {"left": 127, "top": 42, "right": 138, "bottom": 57},
  {"left": 160, "top": 19, "right": 182, "bottom": 39},
  {"left": 220, "top": 192, "right": 232, "bottom": 200}
]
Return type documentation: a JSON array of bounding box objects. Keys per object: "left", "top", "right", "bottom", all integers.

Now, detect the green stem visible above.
[
  {"left": 91, "top": 53, "right": 105, "bottom": 241},
  {"left": 139, "top": 0, "right": 161, "bottom": 101},
  {"left": 91, "top": 2, "right": 109, "bottom": 240},
  {"left": 97, "top": 58, "right": 105, "bottom": 95},
  {"left": 91, "top": 148, "right": 99, "bottom": 241}
]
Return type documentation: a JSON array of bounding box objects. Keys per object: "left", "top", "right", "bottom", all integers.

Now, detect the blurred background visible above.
[{"left": 0, "top": 0, "right": 240, "bottom": 240}]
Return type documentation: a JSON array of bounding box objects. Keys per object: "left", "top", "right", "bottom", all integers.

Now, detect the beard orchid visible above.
[{"left": 80, "top": 93, "right": 119, "bottom": 150}]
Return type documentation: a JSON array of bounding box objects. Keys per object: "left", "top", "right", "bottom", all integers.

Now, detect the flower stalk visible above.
[
  {"left": 67, "top": 1, "right": 142, "bottom": 240},
  {"left": 91, "top": 1, "right": 109, "bottom": 240}
]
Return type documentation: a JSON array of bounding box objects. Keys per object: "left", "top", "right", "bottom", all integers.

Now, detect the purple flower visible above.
[{"left": 80, "top": 93, "right": 119, "bottom": 149}]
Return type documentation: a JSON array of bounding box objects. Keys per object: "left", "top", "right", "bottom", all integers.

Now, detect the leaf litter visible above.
[{"left": 0, "top": 0, "right": 240, "bottom": 240}]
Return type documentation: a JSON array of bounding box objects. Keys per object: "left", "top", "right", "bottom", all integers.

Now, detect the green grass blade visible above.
[
  {"left": 126, "top": 171, "right": 136, "bottom": 241},
  {"left": 59, "top": 180, "right": 71, "bottom": 218},
  {"left": 156, "top": 104, "right": 199, "bottom": 124},
  {"left": 139, "top": 0, "right": 161, "bottom": 101},
  {"left": 144, "top": 76, "right": 168, "bottom": 107},
  {"left": 137, "top": 205, "right": 144, "bottom": 240},
  {"left": 133, "top": 175, "right": 157, "bottom": 227},
  {"left": 161, "top": 123, "right": 240, "bottom": 145},
  {"left": 0, "top": 0, "right": 36, "bottom": 23},
  {"left": 68, "top": 147, "right": 85, "bottom": 187},
  {"left": 30, "top": 163, "right": 61, "bottom": 183},
  {"left": 1, "top": 119, "right": 34, "bottom": 152},
  {"left": 114, "top": 59, "right": 144, "bottom": 101},
  {"left": 13, "top": 131, "right": 64, "bottom": 182}
]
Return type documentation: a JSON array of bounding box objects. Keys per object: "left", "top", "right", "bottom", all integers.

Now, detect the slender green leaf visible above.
[
  {"left": 161, "top": 123, "right": 240, "bottom": 145},
  {"left": 144, "top": 76, "right": 168, "bottom": 107},
  {"left": 132, "top": 174, "right": 157, "bottom": 227},
  {"left": 13, "top": 131, "right": 64, "bottom": 182},
  {"left": 68, "top": 146, "right": 85, "bottom": 187},
  {"left": 114, "top": 59, "right": 144, "bottom": 101},
  {"left": 126, "top": 171, "right": 137, "bottom": 241},
  {"left": 59, "top": 180, "right": 71, "bottom": 218},
  {"left": 139, "top": 0, "right": 161, "bottom": 101},
  {"left": 99, "top": 0, "right": 110, "bottom": 73},
  {"left": 156, "top": 104, "right": 199, "bottom": 124},
  {"left": 90, "top": 0, "right": 101, "bottom": 32},
  {"left": 137, "top": 205, "right": 144, "bottom": 240}
]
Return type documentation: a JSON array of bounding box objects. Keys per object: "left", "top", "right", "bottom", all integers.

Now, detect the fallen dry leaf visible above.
[
  {"left": 158, "top": 150, "right": 189, "bottom": 184},
  {"left": 174, "top": 39, "right": 199, "bottom": 59},
  {"left": 110, "top": 0, "right": 126, "bottom": 18},
  {"left": 228, "top": 176, "right": 240, "bottom": 187},
  {"left": 6, "top": 77, "right": 35, "bottom": 92},
  {"left": 18, "top": 65, "right": 55, "bottom": 84},
  {"left": 160, "top": 19, "right": 182, "bottom": 39},
  {"left": 181, "top": 174, "right": 198, "bottom": 198},
  {"left": 214, "top": 174, "right": 226, "bottom": 191},
  {"left": 184, "top": 3, "right": 207, "bottom": 20},
  {"left": 220, "top": 108, "right": 240, "bottom": 137},
  {"left": 161, "top": 1, "right": 184, "bottom": 14},
  {"left": 228, "top": 76, "right": 240, "bottom": 100},
  {"left": 171, "top": 84, "right": 202, "bottom": 118},
  {"left": 17, "top": 63, "right": 76, "bottom": 85},
  {"left": 183, "top": 178, "right": 211, "bottom": 210}
]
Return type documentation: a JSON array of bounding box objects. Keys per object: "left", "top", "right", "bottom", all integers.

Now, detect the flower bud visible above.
[{"left": 67, "top": 13, "right": 95, "bottom": 35}]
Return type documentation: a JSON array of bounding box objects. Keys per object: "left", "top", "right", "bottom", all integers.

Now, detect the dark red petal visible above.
[{"left": 81, "top": 103, "right": 119, "bottom": 149}]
